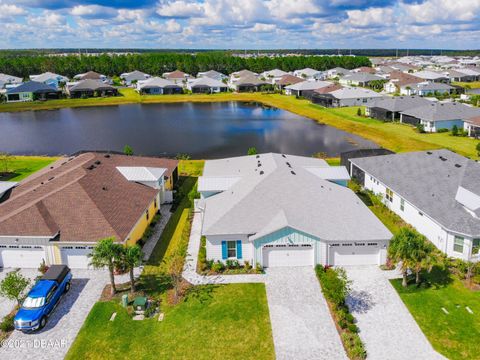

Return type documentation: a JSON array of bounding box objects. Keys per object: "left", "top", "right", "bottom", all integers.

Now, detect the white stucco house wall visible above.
[
  {"left": 349, "top": 150, "right": 480, "bottom": 262},
  {"left": 197, "top": 153, "right": 392, "bottom": 268}
]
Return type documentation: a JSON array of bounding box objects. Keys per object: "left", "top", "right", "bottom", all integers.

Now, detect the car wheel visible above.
[
  {"left": 65, "top": 282, "right": 71, "bottom": 293},
  {"left": 40, "top": 316, "right": 47, "bottom": 329}
]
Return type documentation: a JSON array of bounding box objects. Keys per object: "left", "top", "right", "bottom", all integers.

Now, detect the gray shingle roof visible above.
[
  {"left": 201, "top": 153, "right": 392, "bottom": 242},
  {"left": 400, "top": 102, "right": 480, "bottom": 121},
  {"left": 369, "top": 96, "right": 432, "bottom": 112},
  {"left": 68, "top": 79, "right": 115, "bottom": 92},
  {"left": 6, "top": 81, "right": 58, "bottom": 94},
  {"left": 351, "top": 150, "right": 480, "bottom": 237},
  {"left": 341, "top": 73, "right": 384, "bottom": 82},
  {"left": 120, "top": 70, "right": 150, "bottom": 82}
]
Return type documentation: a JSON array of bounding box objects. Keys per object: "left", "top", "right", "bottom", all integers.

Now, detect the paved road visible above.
[
  {"left": 265, "top": 267, "right": 347, "bottom": 360},
  {"left": 345, "top": 266, "right": 446, "bottom": 360}
]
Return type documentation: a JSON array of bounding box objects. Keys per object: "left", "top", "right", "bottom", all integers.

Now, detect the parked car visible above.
[{"left": 14, "top": 265, "right": 72, "bottom": 332}]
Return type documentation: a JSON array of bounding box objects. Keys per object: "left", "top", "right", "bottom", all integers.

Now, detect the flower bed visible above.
[{"left": 315, "top": 265, "right": 366, "bottom": 360}]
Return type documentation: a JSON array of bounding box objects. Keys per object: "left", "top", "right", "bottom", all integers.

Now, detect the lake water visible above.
[{"left": 0, "top": 102, "right": 377, "bottom": 158}]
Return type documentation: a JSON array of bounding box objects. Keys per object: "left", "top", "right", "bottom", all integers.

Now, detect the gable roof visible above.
[
  {"left": 30, "top": 72, "right": 68, "bottom": 83},
  {"left": 189, "top": 77, "right": 227, "bottom": 88},
  {"left": 68, "top": 79, "right": 116, "bottom": 92},
  {"left": 0, "top": 73, "right": 22, "bottom": 84},
  {"left": 285, "top": 80, "right": 332, "bottom": 91},
  {"left": 400, "top": 102, "right": 480, "bottom": 121},
  {"left": 350, "top": 150, "right": 480, "bottom": 237},
  {"left": 197, "top": 70, "right": 227, "bottom": 79},
  {"left": 327, "top": 87, "right": 385, "bottom": 99},
  {"left": 368, "top": 96, "right": 432, "bottom": 112},
  {"left": 120, "top": 70, "right": 150, "bottom": 82},
  {"left": 6, "top": 81, "right": 59, "bottom": 94},
  {"left": 386, "top": 70, "right": 423, "bottom": 87},
  {"left": 137, "top": 77, "right": 180, "bottom": 89},
  {"left": 295, "top": 68, "right": 321, "bottom": 76},
  {"left": 261, "top": 69, "right": 288, "bottom": 78},
  {"left": 276, "top": 74, "right": 304, "bottom": 86},
  {"left": 201, "top": 153, "right": 391, "bottom": 242},
  {"left": 75, "top": 71, "right": 104, "bottom": 80},
  {"left": 235, "top": 74, "right": 268, "bottom": 86},
  {"left": 231, "top": 69, "right": 258, "bottom": 78},
  {"left": 341, "top": 73, "right": 384, "bottom": 82},
  {"left": 163, "top": 70, "right": 188, "bottom": 79},
  {"left": 314, "top": 84, "right": 343, "bottom": 94},
  {"left": 412, "top": 70, "right": 448, "bottom": 81},
  {"left": 0, "top": 153, "right": 178, "bottom": 242}
]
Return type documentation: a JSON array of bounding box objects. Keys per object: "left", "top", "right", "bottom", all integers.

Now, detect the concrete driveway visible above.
[
  {"left": 0, "top": 269, "right": 109, "bottom": 360},
  {"left": 344, "top": 266, "right": 446, "bottom": 360},
  {"left": 265, "top": 267, "right": 347, "bottom": 360}
]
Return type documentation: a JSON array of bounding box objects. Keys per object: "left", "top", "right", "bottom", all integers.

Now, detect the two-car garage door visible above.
[
  {"left": 60, "top": 246, "right": 94, "bottom": 269},
  {"left": 262, "top": 244, "right": 314, "bottom": 267},
  {"left": 330, "top": 242, "right": 380, "bottom": 266}
]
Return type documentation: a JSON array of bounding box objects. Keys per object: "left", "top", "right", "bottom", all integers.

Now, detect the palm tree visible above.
[
  {"left": 89, "top": 238, "right": 123, "bottom": 295},
  {"left": 388, "top": 228, "right": 420, "bottom": 287},
  {"left": 122, "top": 245, "right": 144, "bottom": 293}
]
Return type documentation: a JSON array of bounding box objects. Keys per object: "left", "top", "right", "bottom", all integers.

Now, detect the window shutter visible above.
[
  {"left": 221, "top": 241, "right": 227, "bottom": 260},
  {"left": 236, "top": 240, "right": 242, "bottom": 259}
]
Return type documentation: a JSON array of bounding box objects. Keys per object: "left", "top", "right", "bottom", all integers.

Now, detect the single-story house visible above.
[
  {"left": 120, "top": 70, "right": 151, "bottom": 86},
  {"left": 325, "top": 67, "right": 351, "bottom": 79},
  {"left": 198, "top": 153, "right": 391, "bottom": 267},
  {"left": 366, "top": 96, "right": 432, "bottom": 122},
  {"left": 260, "top": 69, "right": 288, "bottom": 84},
  {"left": 399, "top": 102, "right": 480, "bottom": 132},
  {"left": 6, "top": 81, "right": 61, "bottom": 102},
  {"left": 464, "top": 115, "right": 480, "bottom": 137},
  {"left": 74, "top": 71, "right": 109, "bottom": 83},
  {"left": 67, "top": 79, "right": 118, "bottom": 98},
  {"left": 444, "top": 69, "right": 476, "bottom": 83},
  {"left": 162, "top": 70, "right": 191, "bottom": 85},
  {"left": 311, "top": 87, "right": 385, "bottom": 108},
  {"left": 389, "top": 62, "right": 419, "bottom": 73},
  {"left": 187, "top": 77, "right": 228, "bottom": 93},
  {"left": 400, "top": 81, "right": 455, "bottom": 96},
  {"left": 352, "top": 66, "right": 377, "bottom": 74},
  {"left": 383, "top": 70, "right": 423, "bottom": 93},
  {"left": 339, "top": 73, "right": 385, "bottom": 87},
  {"left": 29, "top": 72, "right": 69, "bottom": 89},
  {"left": 412, "top": 70, "right": 450, "bottom": 83},
  {"left": 349, "top": 150, "right": 480, "bottom": 261},
  {"left": 460, "top": 88, "right": 480, "bottom": 101},
  {"left": 0, "top": 73, "right": 22, "bottom": 86},
  {"left": 0, "top": 152, "right": 178, "bottom": 269},
  {"left": 275, "top": 74, "right": 304, "bottom": 89},
  {"left": 0, "top": 182, "right": 17, "bottom": 200},
  {"left": 293, "top": 68, "right": 324, "bottom": 80},
  {"left": 450, "top": 68, "right": 480, "bottom": 82},
  {"left": 136, "top": 77, "right": 183, "bottom": 95},
  {"left": 284, "top": 80, "right": 332, "bottom": 97},
  {"left": 230, "top": 75, "right": 270, "bottom": 92},
  {"left": 197, "top": 70, "right": 228, "bottom": 82}
]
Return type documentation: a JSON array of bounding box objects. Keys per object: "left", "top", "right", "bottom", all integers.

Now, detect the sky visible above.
[{"left": 0, "top": 0, "right": 479, "bottom": 49}]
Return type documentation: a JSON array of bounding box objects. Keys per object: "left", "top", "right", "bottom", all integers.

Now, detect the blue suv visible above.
[{"left": 14, "top": 265, "right": 72, "bottom": 332}]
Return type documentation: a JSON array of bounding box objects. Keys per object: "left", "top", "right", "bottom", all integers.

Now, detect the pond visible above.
[{"left": 0, "top": 102, "right": 377, "bottom": 158}]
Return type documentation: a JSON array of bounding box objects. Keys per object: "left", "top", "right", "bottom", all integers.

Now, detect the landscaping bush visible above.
[
  {"left": 476, "top": 142, "right": 480, "bottom": 156},
  {"left": 211, "top": 261, "right": 225, "bottom": 273},
  {"left": 416, "top": 124, "right": 425, "bottom": 133},
  {"left": 198, "top": 236, "right": 208, "bottom": 272},
  {"left": 244, "top": 261, "right": 252, "bottom": 270},
  {"left": 341, "top": 332, "right": 367, "bottom": 360},
  {"left": 451, "top": 125, "right": 459, "bottom": 136},
  {"left": 225, "top": 259, "right": 240, "bottom": 269},
  {"left": 0, "top": 314, "right": 14, "bottom": 333},
  {"left": 436, "top": 128, "right": 449, "bottom": 133},
  {"left": 316, "top": 266, "right": 350, "bottom": 308}
]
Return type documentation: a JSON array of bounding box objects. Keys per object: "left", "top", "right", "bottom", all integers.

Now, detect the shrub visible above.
[
  {"left": 123, "top": 145, "right": 134, "bottom": 156},
  {"left": 255, "top": 263, "right": 263, "bottom": 273},
  {"left": 0, "top": 314, "right": 14, "bottom": 333},
  {"left": 198, "top": 236, "right": 207, "bottom": 271},
  {"left": 244, "top": 261, "right": 252, "bottom": 270},
  {"left": 211, "top": 261, "right": 225, "bottom": 273},
  {"left": 341, "top": 332, "right": 367, "bottom": 359},
  {"left": 356, "top": 108, "right": 362, "bottom": 116},
  {"left": 416, "top": 124, "right": 425, "bottom": 133},
  {"left": 318, "top": 267, "right": 351, "bottom": 307},
  {"left": 247, "top": 147, "right": 258, "bottom": 156},
  {"left": 476, "top": 142, "right": 480, "bottom": 156},
  {"left": 38, "top": 259, "right": 49, "bottom": 274},
  {"left": 436, "top": 128, "right": 449, "bottom": 133},
  {"left": 452, "top": 125, "right": 459, "bottom": 136},
  {"left": 348, "top": 324, "right": 359, "bottom": 333}
]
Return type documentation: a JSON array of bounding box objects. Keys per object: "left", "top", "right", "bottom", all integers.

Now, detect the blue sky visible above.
[{"left": 1, "top": 0, "right": 479, "bottom": 49}]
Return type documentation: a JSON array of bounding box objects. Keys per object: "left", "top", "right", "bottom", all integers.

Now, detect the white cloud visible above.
[
  {"left": 401, "top": 0, "right": 480, "bottom": 24},
  {"left": 71, "top": 5, "right": 117, "bottom": 18},
  {"left": 346, "top": 7, "right": 394, "bottom": 28},
  {"left": 156, "top": 1, "right": 204, "bottom": 17},
  {"left": 0, "top": 3, "right": 26, "bottom": 19},
  {"left": 251, "top": 23, "right": 276, "bottom": 32},
  {"left": 165, "top": 19, "right": 182, "bottom": 33}
]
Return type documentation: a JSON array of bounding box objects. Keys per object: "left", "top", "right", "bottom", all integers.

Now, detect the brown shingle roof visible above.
[
  {"left": 314, "top": 84, "right": 343, "bottom": 94},
  {"left": 77, "top": 71, "right": 103, "bottom": 80},
  {"left": 276, "top": 74, "right": 304, "bottom": 86},
  {"left": 387, "top": 70, "right": 423, "bottom": 88},
  {"left": 467, "top": 115, "right": 480, "bottom": 127},
  {"left": 164, "top": 70, "right": 187, "bottom": 79},
  {"left": 0, "top": 153, "right": 178, "bottom": 243}
]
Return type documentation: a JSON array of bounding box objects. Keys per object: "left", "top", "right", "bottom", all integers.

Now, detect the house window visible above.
[
  {"left": 227, "top": 241, "right": 237, "bottom": 258},
  {"left": 145, "top": 209, "right": 149, "bottom": 221},
  {"left": 472, "top": 239, "right": 480, "bottom": 255},
  {"left": 454, "top": 236, "right": 464, "bottom": 253},
  {"left": 400, "top": 198, "right": 405, "bottom": 211},
  {"left": 386, "top": 188, "right": 393, "bottom": 202}
]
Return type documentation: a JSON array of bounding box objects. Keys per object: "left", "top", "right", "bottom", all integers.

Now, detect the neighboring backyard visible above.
[
  {"left": 1, "top": 89, "right": 479, "bottom": 159},
  {"left": 0, "top": 155, "right": 59, "bottom": 181},
  {"left": 391, "top": 269, "right": 480, "bottom": 360},
  {"left": 66, "top": 161, "right": 275, "bottom": 360}
]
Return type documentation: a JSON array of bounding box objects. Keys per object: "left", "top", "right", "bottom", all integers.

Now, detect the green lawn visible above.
[
  {"left": 391, "top": 269, "right": 480, "bottom": 360},
  {"left": 65, "top": 283, "right": 274, "bottom": 360},
  {"left": 178, "top": 159, "right": 205, "bottom": 177},
  {"left": 1, "top": 91, "right": 479, "bottom": 159},
  {"left": 453, "top": 81, "right": 480, "bottom": 89},
  {"left": 0, "top": 155, "right": 59, "bottom": 181}
]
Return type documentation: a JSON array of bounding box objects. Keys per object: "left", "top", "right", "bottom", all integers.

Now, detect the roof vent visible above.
[
  {"left": 95, "top": 160, "right": 101, "bottom": 165},
  {"left": 426, "top": 151, "right": 432, "bottom": 155},
  {"left": 455, "top": 164, "right": 462, "bottom": 168},
  {"left": 102, "top": 186, "right": 108, "bottom": 191},
  {"left": 87, "top": 165, "right": 95, "bottom": 170},
  {"left": 282, "top": 154, "right": 286, "bottom": 158},
  {"left": 291, "top": 171, "right": 296, "bottom": 175},
  {"left": 104, "top": 154, "right": 111, "bottom": 158},
  {"left": 286, "top": 162, "right": 291, "bottom": 167},
  {"left": 257, "top": 163, "right": 262, "bottom": 167},
  {"left": 256, "top": 155, "right": 260, "bottom": 159},
  {"left": 260, "top": 171, "right": 264, "bottom": 175},
  {"left": 439, "top": 156, "right": 447, "bottom": 161},
  {"left": 48, "top": 177, "right": 55, "bottom": 181}
]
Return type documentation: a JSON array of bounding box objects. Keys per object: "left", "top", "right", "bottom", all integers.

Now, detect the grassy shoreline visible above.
[{"left": 1, "top": 89, "right": 479, "bottom": 158}]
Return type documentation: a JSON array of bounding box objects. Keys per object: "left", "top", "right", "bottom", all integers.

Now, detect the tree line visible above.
[{"left": 0, "top": 52, "right": 371, "bottom": 79}]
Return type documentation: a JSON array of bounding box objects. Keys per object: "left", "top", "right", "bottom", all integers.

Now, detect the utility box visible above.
[{"left": 122, "top": 294, "right": 128, "bottom": 307}]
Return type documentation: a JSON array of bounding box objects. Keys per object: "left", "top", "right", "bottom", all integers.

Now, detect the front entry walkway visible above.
[
  {"left": 345, "top": 266, "right": 446, "bottom": 360},
  {"left": 265, "top": 267, "right": 347, "bottom": 360}
]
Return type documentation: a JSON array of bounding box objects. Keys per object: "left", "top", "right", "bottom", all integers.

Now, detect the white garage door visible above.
[
  {"left": 60, "top": 246, "right": 94, "bottom": 269},
  {"left": 330, "top": 242, "right": 380, "bottom": 266},
  {"left": 263, "top": 244, "right": 314, "bottom": 267},
  {"left": 0, "top": 245, "right": 46, "bottom": 268}
]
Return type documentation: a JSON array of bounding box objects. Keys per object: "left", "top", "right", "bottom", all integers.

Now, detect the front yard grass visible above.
[
  {"left": 391, "top": 268, "right": 480, "bottom": 360},
  {"left": 66, "top": 283, "right": 274, "bottom": 360},
  {"left": 0, "top": 155, "right": 59, "bottom": 181}
]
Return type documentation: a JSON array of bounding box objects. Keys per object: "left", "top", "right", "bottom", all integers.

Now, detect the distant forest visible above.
[{"left": 0, "top": 52, "right": 371, "bottom": 78}]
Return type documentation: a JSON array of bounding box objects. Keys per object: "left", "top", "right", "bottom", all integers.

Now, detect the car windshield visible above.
[{"left": 22, "top": 296, "right": 46, "bottom": 309}]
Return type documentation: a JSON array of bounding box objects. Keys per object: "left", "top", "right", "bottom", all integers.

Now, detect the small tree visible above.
[
  {"left": 452, "top": 125, "right": 459, "bottom": 136},
  {"left": 247, "top": 147, "right": 258, "bottom": 155},
  {"left": 89, "top": 238, "right": 124, "bottom": 295},
  {"left": 166, "top": 251, "right": 185, "bottom": 304},
  {"left": 0, "top": 152, "right": 15, "bottom": 174},
  {"left": 388, "top": 228, "right": 421, "bottom": 287},
  {"left": 0, "top": 270, "right": 30, "bottom": 306},
  {"left": 476, "top": 142, "right": 480, "bottom": 156},
  {"left": 121, "top": 245, "right": 143, "bottom": 293},
  {"left": 123, "top": 145, "right": 134, "bottom": 156},
  {"left": 356, "top": 107, "right": 362, "bottom": 116}
]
